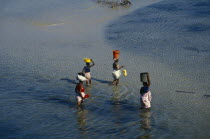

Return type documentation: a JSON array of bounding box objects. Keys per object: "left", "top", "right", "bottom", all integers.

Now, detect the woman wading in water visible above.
[
  {"left": 82, "top": 59, "right": 95, "bottom": 85},
  {"left": 75, "top": 80, "right": 86, "bottom": 106},
  {"left": 140, "top": 74, "right": 152, "bottom": 109}
]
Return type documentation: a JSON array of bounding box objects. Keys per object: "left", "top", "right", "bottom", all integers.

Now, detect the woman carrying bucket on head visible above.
[
  {"left": 112, "top": 50, "right": 124, "bottom": 85},
  {"left": 140, "top": 73, "right": 152, "bottom": 109},
  {"left": 82, "top": 58, "right": 95, "bottom": 85}
]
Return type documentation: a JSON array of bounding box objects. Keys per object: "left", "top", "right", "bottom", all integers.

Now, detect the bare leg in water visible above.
[{"left": 116, "top": 79, "right": 119, "bottom": 85}]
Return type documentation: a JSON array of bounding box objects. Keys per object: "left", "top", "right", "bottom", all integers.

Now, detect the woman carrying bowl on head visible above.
[{"left": 83, "top": 58, "right": 95, "bottom": 85}]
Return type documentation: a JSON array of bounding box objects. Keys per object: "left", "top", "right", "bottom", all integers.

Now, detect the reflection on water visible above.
[
  {"left": 137, "top": 134, "right": 151, "bottom": 139},
  {"left": 76, "top": 106, "right": 88, "bottom": 135},
  {"left": 111, "top": 85, "right": 121, "bottom": 104},
  {"left": 140, "top": 109, "right": 151, "bottom": 131},
  {"left": 137, "top": 109, "right": 152, "bottom": 139}
]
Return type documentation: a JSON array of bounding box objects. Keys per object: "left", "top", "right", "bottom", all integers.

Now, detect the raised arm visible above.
[
  {"left": 90, "top": 59, "right": 95, "bottom": 67},
  {"left": 147, "top": 74, "right": 151, "bottom": 87}
]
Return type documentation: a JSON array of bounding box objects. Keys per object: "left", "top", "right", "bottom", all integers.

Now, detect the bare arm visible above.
[
  {"left": 140, "top": 87, "right": 144, "bottom": 95},
  {"left": 116, "top": 64, "right": 124, "bottom": 70},
  {"left": 90, "top": 59, "right": 95, "bottom": 68},
  {"left": 147, "top": 74, "right": 151, "bottom": 87}
]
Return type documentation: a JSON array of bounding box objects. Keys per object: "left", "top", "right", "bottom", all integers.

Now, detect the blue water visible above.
[
  {"left": 0, "top": 0, "right": 210, "bottom": 138},
  {"left": 106, "top": 0, "right": 210, "bottom": 78}
]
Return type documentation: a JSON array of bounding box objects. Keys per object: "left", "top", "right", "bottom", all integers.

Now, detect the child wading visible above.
[
  {"left": 82, "top": 59, "right": 95, "bottom": 85},
  {"left": 140, "top": 74, "right": 152, "bottom": 109}
]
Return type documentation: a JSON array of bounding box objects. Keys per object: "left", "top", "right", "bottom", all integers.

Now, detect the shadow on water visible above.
[
  {"left": 183, "top": 46, "right": 210, "bottom": 53},
  {"left": 183, "top": 24, "right": 210, "bottom": 32},
  {"left": 176, "top": 90, "right": 196, "bottom": 94},
  {"left": 61, "top": 77, "right": 112, "bottom": 85},
  {"left": 204, "top": 95, "right": 210, "bottom": 98},
  {"left": 91, "top": 77, "right": 111, "bottom": 84},
  {"left": 41, "top": 96, "right": 75, "bottom": 107},
  {"left": 21, "top": 88, "right": 76, "bottom": 107},
  {"left": 60, "top": 78, "right": 78, "bottom": 85}
]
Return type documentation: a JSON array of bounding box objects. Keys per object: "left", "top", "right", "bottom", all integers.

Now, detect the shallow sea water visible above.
[{"left": 0, "top": 0, "right": 210, "bottom": 138}]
